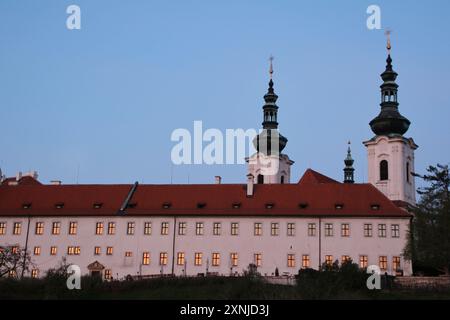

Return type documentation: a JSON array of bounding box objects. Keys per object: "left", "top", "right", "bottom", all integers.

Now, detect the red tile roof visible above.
[{"left": 0, "top": 169, "right": 410, "bottom": 218}]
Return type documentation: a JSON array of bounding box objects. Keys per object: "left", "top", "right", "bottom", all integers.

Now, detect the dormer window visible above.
[
  {"left": 22, "top": 203, "right": 32, "bottom": 209},
  {"left": 162, "top": 202, "right": 171, "bottom": 209},
  {"left": 335, "top": 203, "right": 344, "bottom": 210},
  {"left": 298, "top": 203, "right": 309, "bottom": 209},
  {"left": 93, "top": 203, "right": 103, "bottom": 209},
  {"left": 265, "top": 203, "right": 274, "bottom": 209},
  {"left": 197, "top": 202, "right": 206, "bottom": 209},
  {"left": 55, "top": 203, "right": 64, "bottom": 209},
  {"left": 232, "top": 202, "right": 241, "bottom": 209},
  {"left": 371, "top": 204, "right": 380, "bottom": 210}
]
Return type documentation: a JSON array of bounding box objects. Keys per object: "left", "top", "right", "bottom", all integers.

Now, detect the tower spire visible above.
[{"left": 343, "top": 141, "right": 355, "bottom": 183}]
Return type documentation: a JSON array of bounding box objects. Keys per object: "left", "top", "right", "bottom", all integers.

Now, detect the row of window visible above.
[{"left": 0, "top": 221, "right": 401, "bottom": 238}]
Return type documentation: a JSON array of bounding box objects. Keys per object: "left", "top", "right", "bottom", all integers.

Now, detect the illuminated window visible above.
[
  {"left": 212, "top": 253, "right": 220, "bottom": 266},
  {"left": 13, "top": 222, "right": 21, "bottom": 235},
  {"left": 380, "top": 160, "right": 388, "bottom": 181},
  {"left": 196, "top": 222, "right": 204, "bottom": 235},
  {"left": 271, "top": 223, "right": 279, "bottom": 236},
  {"left": 51, "top": 222, "right": 60, "bottom": 235},
  {"left": 160, "top": 252, "right": 168, "bottom": 265},
  {"left": 308, "top": 223, "right": 316, "bottom": 236},
  {"left": 50, "top": 246, "right": 57, "bottom": 256},
  {"left": 0, "top": 222, "right": 5, "bottom": 235},
  {"left": 67, "top": 246, "right": 80, "bottom": 255},
  {"left": 231, "top": 222, "right": 239, "bottom": 236},
  {"left": 287, "top": 254, "right": 295, "bottom": 268},
  {"left": 33, "top": 246, "right": 41, "bottom": 256},
  {"left": 378, "top": 224, "right": 386, "bottom": 238},
  {"left": 108, "top": 222, "right": 116, "bottom": 235},
  {"left": 177, "top": 252, "right": 185, "bottom": 265},
  {"left": 194, "top": 252, "right": 202, "bottom": 266},
  {"left": 11, "top": 246, "right": 19, "bottom": 254},
  {"left": 341, "top": 255, "right": 351, "bottom": 264},
  {"left": 364, "top": 224, "right": 373, "bottom": 237},
  {"left": 125, "top": 251, "right": 133, "bottom": 257},
  {"left": 161, "top": 222, "right": 169, "bottom": 235},
  {"left": 213, "top": 222, "right": 221, "bottom": 235},
  {"left": 341, "top": 224, "right": 350, "bottom": 237},
  {"left": 325, "top": 255, "right": 333, "bottom": 266},
  {"left": 144, "top": 222, "right": 152, "bottom": 235},
  {"left": 254, "top": 223, "right": 262, "bottom": 236},
  {"left": 9, "top": 270, "right": 17, "bottom": 278},
  {"left": 178, "top": 222, "right": 187, "bottom": 235},
  {"left": 69, "top": 222, "right": 77, "bottom": 235},
  {"left": 31, "top": 269, "right": 39, "bottom": 279},
  {"left": 379, "top": 256, "right": 388, "bottom": 271},
  {"left": 254, "top": 253, "right": 262, "bottom": 267},
  {"left": 302, "top": 255, "right": 310, "bottom": 268},
  {"left": 287, "top": 223, "right": 295, "bottom": 236},
  {"left": 325, "top": 223, "right": 333, "bottom": 237},
  {"left": 95, "top": 222, "right": 104, "bottom": 235},
  {"left": 35, "top": 222, "right": 44, "bottom": 235},
  {"left": 391, "top": 224, "right": 400, "bottom": 238},
  {"left": 104, "top": 269, "right": 112, "bottom": 280},
  {"left": 142, "top": 252, "right": 150, "bottom": 265},
  {"left": 393, "top": 256, "right": 401, "bottom": 271},
  {"left": 106, "top": 247, "right": 113, "bottom": 255},
  {"left": 359, "top": 255, "right": 368, "bottom": 269},
  {"left": 230, "top": 253, "right": 238, "bottom": 267},
  {"left": 127, "top": 222, "right": 135, "bottom": 235},
  {"left": 94, "top": 246, "right": 101, "bottom": 255}
]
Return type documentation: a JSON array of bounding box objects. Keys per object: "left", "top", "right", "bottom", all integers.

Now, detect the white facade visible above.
[
  {"left": 246, "top": 153, "right": 294, "bottom": 184},
  {"left": 0, "top": 215, "right": 412, "bottom": 279},
  {"left": 364, "top": 135, "right": 418, "bottom": 205}
]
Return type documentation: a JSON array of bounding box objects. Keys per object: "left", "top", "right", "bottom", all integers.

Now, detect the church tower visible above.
[
  {"left": 246, "top": 57, "right": 294, "bottom": 184},
  {"left": 363, "top": 33, "right": 418, "bottom": 205}
]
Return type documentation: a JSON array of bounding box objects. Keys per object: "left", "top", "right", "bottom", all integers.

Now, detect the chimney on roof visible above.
[
  {"left": 16, "top": 171, "right": 22, "bottom": 181},
  {"left": 51, "top": 180, "right": 62, "bottom": 185},
  {"left": 246, "top": 173, "right": 254, "bottom": 197},
  {"left": 215, "top": 176, "right": 222, "bottom": 184}
]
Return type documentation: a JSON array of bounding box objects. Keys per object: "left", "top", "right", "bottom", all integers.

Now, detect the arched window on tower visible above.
[
  {"left": 257, "top": 174, "right": 264, "bottom": 184},
  {"left": 380, "top": 160, "right": 389, "bottom": 181},
  {"left": 280, "top": 176, "right": 285, "bottom": 184},
  {"left": 406, "top": 162, "right": 410, "bottom": 183}
]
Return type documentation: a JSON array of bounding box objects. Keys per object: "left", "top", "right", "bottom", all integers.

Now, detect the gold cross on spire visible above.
[
  {"left": 385, "top": 28, "right": 392, "bottom": 54},
  {"left": 269, "top": 55, "right": 274, "bottom": 79}
]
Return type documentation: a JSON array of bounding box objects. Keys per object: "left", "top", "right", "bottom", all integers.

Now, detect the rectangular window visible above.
[
  {"left": 144, "top": 222, "right": 152, "bottom": 235},
  {"left": 379, "top": 256, "right": 388, "bottom": 271},
  {"left": 196, "top": 222, "right": 204, "bottom": 235},
  {"left": 341, "top": 255, "right": 351, "bottom": 264},
  {"left": 364, "top": 224, "right": 373, "bottom": 237},
  {"left": 160, "top": 252, "right": 168, "bottom": 265},
  {"left": 194, "top": 252, "right": 202, "bottom": 266},
  {"left": 177, "top": 252, "right": 185, "bottom": 265},
  {"left": 359, "top": 255, "right": 368, "bottom": 269},
  {"left": 31, "top": 269, "right": 39, "bottom": 279},
  {"left": 108, "top": 222, "right": 116, "bottom": 235},
  {"left": 287, "top": 223, "right": 295, "bottom": 236},
  {"left": 35, "top": 222, "right": 44, "bottom": 235},
  {"left": 230, "top": 253, "right": 238, "bottom": 267},
  {"left": 52, "top": 222, "right": 60, "bottom": 235},
  {"left": 271, "top": 223, "right": 279, "bottom": 236},
  {"left": 302, "top": 255, "right": 310, "bottom": 268},
  {"left": 94, "top": 246, "right": 101, "bottom": 255},
  {"left": 125, "top": 251, "right": 133, "bottom": 257},
  {"left": 341, "top": 223, "right": 350, "bottom": 237},
  {"left": 106, "top": 247, "right": 113, "bottom": 255},
  {"left": 253, "top": 253, "right": 262, "bottom": 267},
  {"left": 231, "top": 222, "right": 239, "bottom": 236},
  {"left": 213, "top": 222, "right": 221, "bottom": 236},
  {"left": 212, "top": 253, "right": 220, "bottom": 266},
  {"left": 393, "top": 256, "right": 401, "bottom": 271},
  {"left": 178, "top": 222, "right": 187, "bottom": 235},
  {"left": 391, "top": 224, "right": 400, "bottom": 238},
  {"left": 325, "top": 255, "right": 333, "bottom": 266},
  {"left": 69, "top": 222, "right": 77, "bottom": 235},
  {"left": 50, "top": 246, "right": 57, "bottom": 256},
  {"left": 287, "top": 254, "right": 295, "bottom": 268},
  {"left": 0, "top": 222, "right": 6, "bottom": 235},
  {"left": 161, "top": 222, "right": 169, "bottom": 235},
  {"left": 95, "top": 222, "right": 104, "bottom": 235},
  {"left": 11, "top": 246, "right": 19, "bottom": 254},
  {"left": 254, "top": 223, "right": 262, "bottom": 236},
  {"left": 33, "top": 246, "right": 41, "bottom": 256},
  {"left": 13, "top": 222, "right": 21, "bottom": 235},
  {"left": 127, "top": 222, "right": 135, "bottom": 235},
  {"left": 308, "top": 223, "right": 316, "bottom": 236},
  {"left": 67, "top": 246, "right": 80, "bottom": 255},
  {"left": 104, "top": 269, "right": 112, "bottom": 280},
  {"left": 378, "top": 224, "right": 387, "bottom": 238},
  {"left": 325, "top": 223, "right": 333, "bottom": 237},
  {"left": 142, "top": 252, "right": 150, "bottom": 265}
]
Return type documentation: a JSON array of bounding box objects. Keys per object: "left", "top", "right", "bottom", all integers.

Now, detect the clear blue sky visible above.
[{"left": 1, "top": 0, "right": 449, "bottom": 186}]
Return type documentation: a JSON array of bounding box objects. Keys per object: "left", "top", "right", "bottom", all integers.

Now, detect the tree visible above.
[
  {"left": 0, "top": 245, "right": 33, "bottom": 278},
  {"left": 404, "top": 164, "right": 450, "bottom": 275}
]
